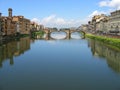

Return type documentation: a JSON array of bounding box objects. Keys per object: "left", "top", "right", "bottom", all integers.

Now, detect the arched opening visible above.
[
  {"left": 115, "top": 26, "right": 119, "bottom": 31},
  {"left": 50, "top": 31, "right": 66, "bottom": 39}
]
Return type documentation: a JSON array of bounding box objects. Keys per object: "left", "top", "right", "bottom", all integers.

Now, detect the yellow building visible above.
[
  {"left": 2, "top": 17, "right": 16, "bottom": 36},
  {"left": 1, "top": 8, "right": 16, "bottom": 36},
  {"left": 13, "top": 16, "right": 30, "bottom": 34},
  {"left": 1, "top": 8, "right": 30, "bottom": 36},
  {"left": 91, "top": 14, "right": 109, "bottom": 33}
]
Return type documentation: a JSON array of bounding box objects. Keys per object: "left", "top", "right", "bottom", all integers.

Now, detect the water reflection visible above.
[
  {"left": 71, "top": 32, "right": 82, "bottom": 39},
  {"left": 0, "top": 37, "right": 30, "bottom": 68},
  {"left": 88, "top": 39, "right": 120, "bottom": 73},
  {"left": 0, "top": 37, "right": 120, "bottom": 90}
]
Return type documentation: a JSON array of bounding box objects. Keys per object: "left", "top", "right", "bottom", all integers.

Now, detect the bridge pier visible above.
[
  {"left": 66, "top": 30, "right": 71, "bottom": 39},
  {"left": 45, "top": 30, "right": 50, "bottom": 40}
]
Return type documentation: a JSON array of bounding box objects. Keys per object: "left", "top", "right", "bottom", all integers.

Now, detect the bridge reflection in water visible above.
[
  {"left": 88, "top": 39, "right": 120, "bottom": 73},
  {"left": 0, "top": 37, "right": 120, "bottom": 74}
]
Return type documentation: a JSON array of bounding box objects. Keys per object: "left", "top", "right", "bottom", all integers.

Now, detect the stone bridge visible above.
[{"left": 43, "top": 29, "right": 85, "bottom": 40}]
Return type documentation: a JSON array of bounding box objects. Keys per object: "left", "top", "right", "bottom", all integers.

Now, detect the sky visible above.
[{"left": 0, "top": 0, "right": 120, "bottom": 28}]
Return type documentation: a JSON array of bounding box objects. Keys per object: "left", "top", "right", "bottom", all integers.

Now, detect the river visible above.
[{"left": 0, "top": 33, "right": 120, "bottom": 90}]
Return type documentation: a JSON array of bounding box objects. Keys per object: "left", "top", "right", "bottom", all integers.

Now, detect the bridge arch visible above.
[
  {"left": 42, "top": 29, "right": 86, "bottom": 40},
  {"left": 59, "top": 30, "right": 85, "bottom": 39}
]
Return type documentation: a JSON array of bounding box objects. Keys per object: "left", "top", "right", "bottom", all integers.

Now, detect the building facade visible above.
[
  {"left": 13, "top": 16, "right": 30, "bottom": 34},
  {"left": 85, "top": 10, "right": 120, "bottom": 35},
  {"left": 0, "top": 8, "right": 30, "bottom": 37},
  {"left": 1, "top": 8, "right": 16, "bottom": 36},
  {"left": 0, "top": 13, "right": 3, "bottom": 40},
  {"left": 108, "top": 10, "right": 120, "bottom": 35},
  {"left": 91, "top": 14, "right": 109, "bottom": 34}
]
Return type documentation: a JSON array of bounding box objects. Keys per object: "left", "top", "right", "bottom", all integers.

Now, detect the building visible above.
[
  {"left": 0, "top": 13, "right": 3, "bottom": 40},
  {"left": 0, "top": 8, "right": 30, "bottom": 36},
  {"left": 30, "top": 22, "right": 39, "bottom": 31},
  {"left": 30, "top": 22, "right": 44, "bottom": 32},
  {"left": 91, "top": 14, "right": 109, "bottom": 34},
  {"left": 12, "top": 16, "right": 30, "bottom": 34},
  {"left": 108, "top": 10, "right": 120, "bottom": 35},
  {"left": 80, "top": 24, "right": 89, "bottom": 32},
  {"left": 39, "top": 25, "right": 44, "bottom": 30},
  {"left": 80, "top": 9, "right": 120, "bottom": 35},
  {"left": 1, "top": 8, "right": 16, "bottom": 36}
]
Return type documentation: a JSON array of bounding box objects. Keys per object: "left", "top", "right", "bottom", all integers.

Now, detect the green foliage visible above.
[
  {"left": 80, "top": 32, "right": 85, "bottom": 35},
  {"left": 20, "top": 34, "right": 29, "bottom": 37},
  {"left": 86, "top": 34, "right": 120, "bottom": 48},
  {"left": 31, "top": 31, "right": 45, "bottom": 38}
]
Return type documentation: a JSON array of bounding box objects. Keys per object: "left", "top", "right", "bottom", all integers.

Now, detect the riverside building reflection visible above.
[
  {"left": 0, "top": 37, "right": 120, "bottom": 89},
  {"left": 0, "top": 37, "right": 30, "bottom": 68},
  {"left": 88, "top": 39, "right": 120, "bottom": 73}
]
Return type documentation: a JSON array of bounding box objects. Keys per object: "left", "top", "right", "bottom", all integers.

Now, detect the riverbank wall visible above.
[{"left": 0, "top": 34, "right": 30, "bottom": 45}]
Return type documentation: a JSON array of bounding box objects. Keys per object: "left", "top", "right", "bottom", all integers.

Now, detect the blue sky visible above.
[{"left": 0, "top": 0, "right": 120, "bottom": 28}]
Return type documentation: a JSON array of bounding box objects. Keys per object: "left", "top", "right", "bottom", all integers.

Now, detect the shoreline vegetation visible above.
[
  {"left": 31, "top": 31, "right": 45, "bottom": 38},
  {"left": 86, "top": 33, "right": 120, "bottom": 51}
]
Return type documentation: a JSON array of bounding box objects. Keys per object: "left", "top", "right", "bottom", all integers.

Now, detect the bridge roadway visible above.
[{"left": 42, "top": 29, "right": 85, "bottom": 40}]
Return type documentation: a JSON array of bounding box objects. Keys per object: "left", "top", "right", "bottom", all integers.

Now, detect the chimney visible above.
[
  {"left": 8, "top": 8, "right": 12, "bottom": 17},
  {"left": 0, "top": 13, "right": 2, "bottom": 18}
]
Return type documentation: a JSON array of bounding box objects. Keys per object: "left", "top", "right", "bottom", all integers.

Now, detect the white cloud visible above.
[
  {"left": 31, "top": 10, "right": 108, "bottom": 28},
  {"left": 31, "top": 14, "right": 88, "bottom": 28},
  {"left": 40, "top": 15, "right": 70, "bottom": 28},
  {"left": 31, "top": 18, "right": 40, "bottom": 24},
  {"left": 99, "top": 0, "right": 120, "bottom": 9},
  {"left": 88, "top": 10, "right": 106, "bottom": 18},
  {"left": 99, "top": 0, "right": 108, "bottom": 7},
  {"left": 41, "top": 15, "right": 56, "bottom": 24},
  {"left": 32, "top": 11, "right": 108, "bottom": 28}
]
